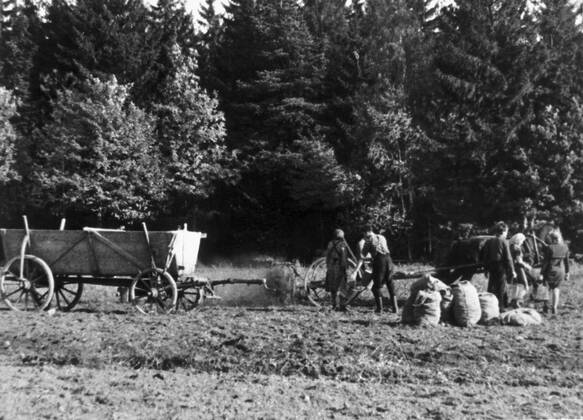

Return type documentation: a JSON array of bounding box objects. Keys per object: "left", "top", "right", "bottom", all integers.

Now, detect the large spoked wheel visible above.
[
  {"left": 176, "top": 287, "right": 203, "bottom": 312},
  {"left": 303, "top": 257, "right": 359, "bottom": 306},
  {"left": 130, "top": 268, "right": 177, "bottom": 315},
  {"left": 53, "top": 277, "right": 84, "bottom": 312},
  {"left": 0, "top": 255, "right": 54, "bottom": 311}
]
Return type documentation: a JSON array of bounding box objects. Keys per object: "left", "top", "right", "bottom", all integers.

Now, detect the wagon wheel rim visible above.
[
  {"left": 130, "top": 269, "right": 177, "bottom": 315},
  {"left": 177, "top": 288, "right": 202, "bottom": 311},
  {"left": 53, "top": 278, "right": 84, "bottom": 312},
  {"left": 304, "top": 257, "right": 359, "bottom": 306},
  {"left": 1, "top": 255, "right": 54, "bottom": 311}
]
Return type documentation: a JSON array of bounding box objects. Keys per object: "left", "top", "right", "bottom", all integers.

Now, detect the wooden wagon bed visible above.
[{"left": 0, "top": 222, "right": 209, "bottom": 314}]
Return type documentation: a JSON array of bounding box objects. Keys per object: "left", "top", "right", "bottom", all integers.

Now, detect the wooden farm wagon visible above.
[{"left": 0, "top": 218, "right": 264, "bottom": 314}]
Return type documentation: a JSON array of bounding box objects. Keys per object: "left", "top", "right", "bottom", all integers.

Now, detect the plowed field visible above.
[{"left": 1, "top": 265, "right": 582, "bottom": 419}]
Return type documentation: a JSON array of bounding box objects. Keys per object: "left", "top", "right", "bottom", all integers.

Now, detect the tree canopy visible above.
[{"left": 1, "top": 0, "right": 582, "bottom": 257}]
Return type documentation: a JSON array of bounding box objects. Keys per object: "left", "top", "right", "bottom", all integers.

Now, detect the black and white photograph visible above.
[{"left": 0, "top": 0, "right": 582, "bottom": 418}]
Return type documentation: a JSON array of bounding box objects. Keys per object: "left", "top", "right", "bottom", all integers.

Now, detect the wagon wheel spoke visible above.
[
  {"left": 59, "top": 287, "right": 77, "bottom": 296},
  {"left": 3, "top": 286, "right": 24, "bottom": 299},
  {"left": 57, "top": 289, "right": 71, "bottom": 308},
  {"left": 29, "top": 273, "right": 47, "bottom": 286},
  {"left": 16, "top": 290, "right": 25, "bottom": 304},
  {"left": 30, "top": 289, "right": 41, "bottom": 308},
  {"left": 154, "top": 297, "right": 166, "bottom": 311}
]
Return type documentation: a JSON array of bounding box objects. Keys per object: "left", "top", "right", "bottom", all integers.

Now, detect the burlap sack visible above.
[
  {"left": 500, "top": 308, "right": 543, "bottom": 326},
  {"left": 478, "top": 292, "right": 500, "bottom": 325},
  {"left": 412, "top": 289, "right": 442, "bottom": 326},
  {"left": 452, "top": 280, "right": 481, "bottom": 327}
]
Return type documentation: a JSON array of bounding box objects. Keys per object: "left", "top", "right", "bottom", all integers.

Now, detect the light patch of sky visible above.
[
  {"left": 182, "top": 0, "right": 225, "bottom": 16},
  {"left": 175, "top": 0, "right": 449, "bottom": 18},
  {"left": 159, "top": 0, "right": 582, "bottom": 23}
]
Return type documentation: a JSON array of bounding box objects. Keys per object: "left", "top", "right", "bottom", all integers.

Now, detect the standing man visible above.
[
  {"left": 325, "top": 228, "right": 349, "bottom": 311},
  {"left": 359, "top": 225, "right": 397, "bottom": 313},
  {"left": 480, "top": 221, "right": 516, "bottom": 311}
]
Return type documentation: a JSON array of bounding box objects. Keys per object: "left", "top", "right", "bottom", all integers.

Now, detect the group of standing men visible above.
[
  {"left": 481, "top": 221, "right": 570, "bottom": 315},
  {"left": 324, "top": 226, "right": 397, "bottom": 313}
]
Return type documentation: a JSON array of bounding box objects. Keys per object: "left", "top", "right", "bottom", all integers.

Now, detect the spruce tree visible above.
[
  {"left": 0, "top": 0, "right": 38, "bottom": 97},
  {"left": 152, "top": 45, "right": 235, "bottom": 219},
  {"left": 525, "top": 0, "right": 583, "bottom": 240},
  {"left": 196, "top": 0, "right": 223, "bottom": 94},
  {"left": 212, "top": 0, "right": 360, "bottom": 252},
  {"left": 134, "top": 0, "right": 197, "bottom": 106},
  {"left": 34, "top": 0, "right": 150, "bottom": 101},
  {"left": 417, "top": 0, "right": 542, "bottom": 225}
]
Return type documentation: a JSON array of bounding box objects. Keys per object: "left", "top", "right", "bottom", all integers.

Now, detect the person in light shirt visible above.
[{"left": 358, "top": 225, "right": 397, "bottom": 313}]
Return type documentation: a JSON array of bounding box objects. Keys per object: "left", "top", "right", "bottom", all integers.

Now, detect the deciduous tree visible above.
[{"left": 31, "top": 76, "right": 164, "bottom": 224}]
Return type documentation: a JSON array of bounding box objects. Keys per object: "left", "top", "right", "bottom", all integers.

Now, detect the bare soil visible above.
[{"left": 1, "top": 265, "right": 582, "bottom": 419}]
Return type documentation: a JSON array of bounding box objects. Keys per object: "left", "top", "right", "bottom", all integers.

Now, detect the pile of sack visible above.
[{"left": 402, "top": 274, "right": 543, "bottom": 327}]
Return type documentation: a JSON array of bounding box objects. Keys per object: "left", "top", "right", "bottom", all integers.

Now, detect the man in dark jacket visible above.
[{"left": 480, "top": 221, "right": 516, "bottom": 311}]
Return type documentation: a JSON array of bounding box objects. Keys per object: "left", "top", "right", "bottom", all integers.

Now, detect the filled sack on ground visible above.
[
  {"left": 500, "top": 308, "right": 543, "bottom": 326},
  {"left": 478, "top": 292, "right": 500, "bottom": 325},
  {"left": 402, "top": 274, "right": 450, "bottom": 325},
  {"left": 452, "top": 280, "right": 481, "bottom": 327},
  {"left": 412, "top": 289, "right": 442, "bottom": 326}
]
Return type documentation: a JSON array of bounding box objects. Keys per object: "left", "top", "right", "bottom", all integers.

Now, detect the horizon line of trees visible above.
[{"left": 1, "top": 0, "right": 583, "bottom": 260}]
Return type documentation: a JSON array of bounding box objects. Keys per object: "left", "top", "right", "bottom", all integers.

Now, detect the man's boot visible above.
[
  {"left": 331, "top": 292, "right": 337, "bottom": 310},
  {"left": 391, "top": 295, "right": 399, "bottom": 313},
  {"left": 374, "top": 293, "right": 383, "bottom": 313}
]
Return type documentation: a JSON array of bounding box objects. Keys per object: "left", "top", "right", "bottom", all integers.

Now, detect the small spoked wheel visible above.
[
  {"left": 130, "top": 268, "right": 177, "bottom": 315},
  {"left": 177, "top": 287, "right": 203, "bottom": 311},
  {"left": 0, "top": 255, "right": 54, "bottom": 311},
  {"left": 303, "top": 257, "right": 359, "bottom": 306},
  {"left": 53, "top": 277, "right": 84, "bottom": 312}
]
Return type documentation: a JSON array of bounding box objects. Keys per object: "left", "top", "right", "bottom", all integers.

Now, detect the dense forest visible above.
[{"left": 1, "top": 0, "right": 582, "bottom": 260}]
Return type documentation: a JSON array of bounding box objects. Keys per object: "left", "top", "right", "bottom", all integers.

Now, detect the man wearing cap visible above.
[{"left": 359, "top": 225, "right": 397, "bottom": 313}]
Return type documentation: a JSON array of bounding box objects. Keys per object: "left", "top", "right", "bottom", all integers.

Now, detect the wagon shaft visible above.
[{"left": 209, "top": 278, "right": 267, "bottom": 287}]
